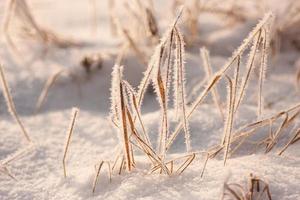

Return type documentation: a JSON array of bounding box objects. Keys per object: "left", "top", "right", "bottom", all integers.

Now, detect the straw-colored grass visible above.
[
  {"left": 0, "top": 65, "right": 31, "bottom": 142},
  {"left": 62, "top": 107, "right": 79, "bottom": 178},
  {"left": 200, "top": 47, "right": 224, "bottom": 120},
  {"left": 221, "top": 173, "right": 272, "bottom": 200},
  {"left": 3, "top": 0, "right": 81, "bottom": 58},
  {"left": 0, "top": 144, "right": 34, "bottom": 180},
  {"left": 106, "top": 8, "right": 196, "bottom": 178},
  {"left": 92, "top": 161, "right": 111, "bottom": 193},
  {"left": 35, "top": 69, "right": 65, "bottom": 113},
  {"left": 166, "top": 12, "right": 274, "bottom": 157}
]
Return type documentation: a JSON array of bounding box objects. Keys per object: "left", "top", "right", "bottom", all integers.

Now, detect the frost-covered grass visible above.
[{"left": 0, "top": 0, "right": 299, "bottom": 199}]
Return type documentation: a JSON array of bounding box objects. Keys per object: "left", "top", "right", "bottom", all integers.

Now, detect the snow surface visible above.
[{"left": 0, "top": 0, "right": 299, "bottom": 199}]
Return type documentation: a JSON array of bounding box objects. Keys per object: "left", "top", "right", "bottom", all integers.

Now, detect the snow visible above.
[{"left": 0, "top": 0, "right": 299, "bottom": 199}]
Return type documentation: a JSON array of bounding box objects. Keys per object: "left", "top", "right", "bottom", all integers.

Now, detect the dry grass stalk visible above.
[
  {"left": 35, "top": 52, "right": 106, "bottom": 113},
  {"left": 166, "top": 12, "right": 273, "bottom": 153},
  {"left": 118, "top": 156, "right": 125, "bottom": 175},
  {"left": 106, "top": 9, "right": 274, "bottom": 179},
  {"left": 173, "top": 0, "right": 250, "bottom": 45},
  {"left": 125, "top": 105, "right": 170, "bottom": 175},
  {"left": 1, "top": 143, "right": 34, "bottom": 166},
  {"left": 272, "top": 1, "right": 300, "bottom": 52},
  {"left": 234, "top": 30, "right": 262, "bottom": 113},
  {"left": 257, "top": 28, "right": 270, "bottom": 118},
  {"left": 234, "top": 25, "right": 270, "bottom": 119},
  {"left": 222, "top": 57, "right": 240, "bottom": 164},
  {"left": 3, "top": 0, "right": 80, "bottom": 57},
  {"left": 239, "top": 103, "right": 300, "bottom": 132},
  {"left": 134, "top": 13, "right": 179, "bottom": 105},
  {"left": 92, "top": 161, "right": 104, "bottom": 193},
  {"left": 110, "top": 65, "right": 133, "bottom": 171},
  {"left": 111, "top": 148, "right": 122, "bottom": 171},
  {"left": 0, "top": 65, "right": 31, "bottom": 142},
  {"left": 263, "top": 113, "right": 289, "bottom": 153},
  {"left": 92, "top": 161, "right": 112, "bottom": 193},
  {"left": 0, "top": 165, "right": 16, "bottom": 180},
  {"left": 118, "top": 74, "right": 133, "bottom": 172},
  {"left": 107, "top": 10, "right": 198, "bottom": 176},
  {"left": 222, "top": 75, "right": 235, "bottom": 165},
  {"left": 206, "top": 103, "right": 300, "bottom": 158},
  {"left": 110, "top": 150, "right": 125, "bottom": 176},
  {"left": 175, "top": 153, "right": 195, "bottom": 175},
  {"left": 124, "top": 0, "right": 159, "bottom": 41},
  {"left": 257, "top": 107, "right": 300, "bottom": 153},
  {"left": 222, "top": 173, "right": 272, "bottom": 200},
  {"left": 136, "top": 7, "right": 192, "bottom": 154},
  {"left": 278, "top": 127, "right": 300, "bottom": 155},
  {"left": 0, "top": 144, "right": 34, "bottom": 180},
  {"left": 200, "top": 47, "right": 224, "bottom": 119},
  {"left": 200, "top": 153, "right": 209, "bottom": 178},
  {"left": 122, "top": 81, "right": 151, "bottom": 148},
  {"left": 62, "top": 107, "right": 79, "bottom": 178},
  {"left": 35, "top": 69, "right": 65, "bottom": 113},
  {"left": 174, "top": 26, "right": 191, "bottom": 152},
  {"left": 110, "top": 0, "right": 159, "bottom": 63},
  {"left": 150, "top": 153, "right": 196, "bottom": 175}
]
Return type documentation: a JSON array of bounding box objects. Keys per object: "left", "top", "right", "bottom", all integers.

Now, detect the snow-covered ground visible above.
[{"left": 0, "top": 0, "right": 299, "bottom": 199}]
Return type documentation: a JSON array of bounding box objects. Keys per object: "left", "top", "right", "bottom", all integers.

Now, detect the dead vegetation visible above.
[
  {"left": 92, "top": 161, "right": 111, "bottom": 193},
  {"left": 107, "top": 0, "right": 159, "bottom": 65},
  {"left": 0, "top": 145, "right": 34, "bottom": 180},
  {"left": 0, "top": 65, "right": 31, "bottom": 142},
  {"left": 90, "top": 8, "right": 298, "bottom": 193},
  {"left": 278, "top": 127, "right": 300, "bottom": 155},
  {"left": 3, "top": 0, "right": 81, "bottom": 58},
  {"left": 62, "top": 107, "right": 79, "bottom": 178},
  {"left": 0, "top": 65, "right": 33, "bottom": 180},
  {"left": 203, "top": 103, "right": 300, "bottom": 172},
  {"left": 165, "top": 12, "right": 273, "bottom": 167},
  {"left": 34, "top": 52, "right": 108, "bottom": 113},
  {"left": 221, "top": 173, "right": 272, "bottom": 200},
  {"left": 1, "top": 0, "right": 299, "bottom": 198},
  {"left": 171, "top": 0, "right": 262, "bottom": 46},
  {"left": 271, "top": 1, "right": 300, "bottom": 53},
  {"left": 91, "top": 9, "right": 196, "bottom": 191}
]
